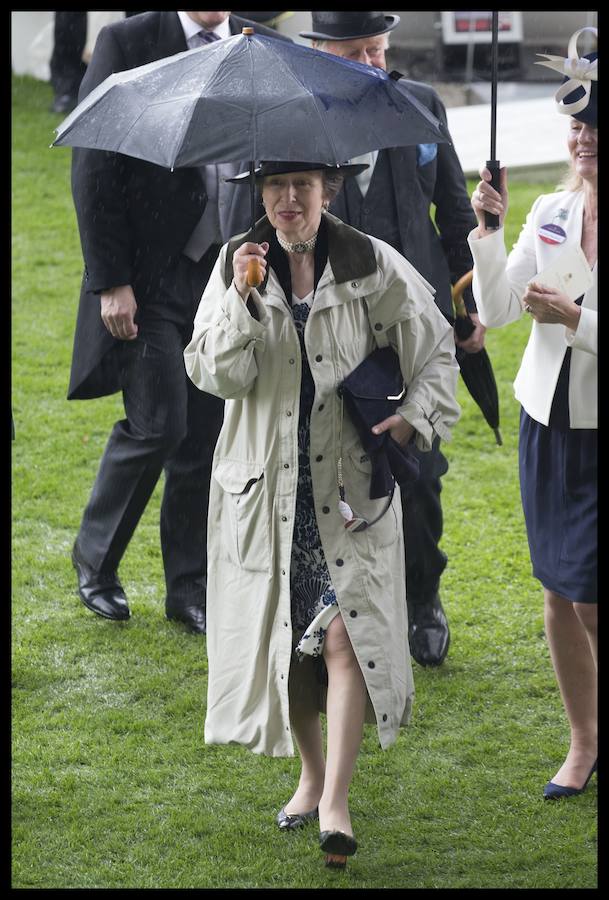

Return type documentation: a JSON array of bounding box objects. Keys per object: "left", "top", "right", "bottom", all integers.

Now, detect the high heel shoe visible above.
[
  {"left": 276, "top": 806, "right": 318, "bottom": 831},
  {"left": 543, "top": 759, "right": 597, "bottom": 800},
  {"left": 319, "top": 830, "right": 358, "bottom": 869}
]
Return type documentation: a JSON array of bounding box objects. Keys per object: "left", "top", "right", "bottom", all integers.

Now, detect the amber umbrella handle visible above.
[
  {"left": 451, "top": 269, "right": 473, "bottom": 318},
  {"left": 246, "top": 258, "right": 264, "bottom": 288},
  {"left": 451, "top": 270, "right": 475, "bottom": 342}
]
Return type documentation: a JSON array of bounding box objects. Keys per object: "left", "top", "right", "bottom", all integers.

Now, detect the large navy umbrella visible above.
[
  {"left": 53, "top": 28, "right": 448, "bottom": 285},
  {"left": 53, "top": 30, "right": 448, "bottom": 169}
]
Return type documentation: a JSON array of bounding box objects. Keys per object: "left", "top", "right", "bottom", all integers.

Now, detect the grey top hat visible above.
[
  {"left": 299, "top": 11, "right": 400, "bottom": 42},
  {"left": 225, "top": 161, "right": 369, "bottom": 184}
]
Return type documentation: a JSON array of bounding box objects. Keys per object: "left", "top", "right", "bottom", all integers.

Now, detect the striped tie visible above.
[{"left": 191, "top": 30, "right": 221, "bottom": 47}]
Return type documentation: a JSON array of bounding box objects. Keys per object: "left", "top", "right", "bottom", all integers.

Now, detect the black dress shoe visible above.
[
  {"left": 166, "top": 604, "right": 206, "bottom": 634},
  {"left": 72, "top": 544, "right": 130, "bottom": 621},
  {"left": 407, "top": 593, "right": 450, "bottom": 667},
  {"left": 319, "top": 830, "right": 358, "bottom": 869},
  {"left": 51, "top": 93, "right": 78, "bottom": 114}
]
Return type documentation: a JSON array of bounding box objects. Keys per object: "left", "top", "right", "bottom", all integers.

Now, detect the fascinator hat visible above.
[{"left": 536, "top": 26, "right": 597, "bottom": 126}]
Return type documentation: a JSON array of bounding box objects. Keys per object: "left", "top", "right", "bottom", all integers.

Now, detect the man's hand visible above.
[
  {"left": 455, "top": 312, "right": 486, "bottom": 353},
  {"left": 100, "top": 284, "right": 138, "bottom": 340}
]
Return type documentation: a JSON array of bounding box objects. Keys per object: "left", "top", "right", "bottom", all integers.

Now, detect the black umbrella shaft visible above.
[
  {"left": 250, "top": 160, "right": 256, "bottom": 239},
  {"left": 485, "top": 10, "right": 500, "bottom": 230},
  {"left": 490, "top": 10, "right": 498, "bottom": 160}
]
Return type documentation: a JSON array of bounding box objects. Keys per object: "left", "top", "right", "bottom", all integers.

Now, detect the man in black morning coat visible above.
[
  {"left": 301, "top": 12, "right": 483, "bottom": 666},
  {"left": 68, "top": 11, "right": 291, "bottom": 633}
]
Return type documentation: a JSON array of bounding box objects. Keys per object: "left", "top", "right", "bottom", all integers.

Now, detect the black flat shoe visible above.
[
  {"left": 166, "top": 604, "right": 206, "bottom": 634},
  {"left": 319, "top": 830, "right": 358, "bottom": 869},
  {"left": 276, "top": 806, "right": 318, "bottom": 831},
  {"left": 72, "top": 544, "right": 130, "bottom": 621},
  {"left": 544, "top": 759, "right": 597, "bottom": 800},
  {"left": 407, "top": 593, "right": 450, "bottom": 667}
]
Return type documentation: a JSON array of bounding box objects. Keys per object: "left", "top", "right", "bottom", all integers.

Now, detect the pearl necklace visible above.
[{"left": 276, "top": 232, "right": 318, "bottom": 254}]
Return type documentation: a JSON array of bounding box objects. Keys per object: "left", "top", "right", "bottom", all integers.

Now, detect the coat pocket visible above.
[
  {"left": 344, "top": 447, "right": 399, "bottom": 549},
  {"left": 213, "top": 460, "right": 270, "bottom": 573}
]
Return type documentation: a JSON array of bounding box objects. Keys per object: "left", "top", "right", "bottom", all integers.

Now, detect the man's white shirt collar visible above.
[{"left": 177, "top": 11, "right": 231, "bottom": 43}]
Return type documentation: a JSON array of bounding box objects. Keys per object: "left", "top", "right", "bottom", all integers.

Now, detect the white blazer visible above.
[{"left": 468, "top": 189, "right": 597, "bottom": 429}]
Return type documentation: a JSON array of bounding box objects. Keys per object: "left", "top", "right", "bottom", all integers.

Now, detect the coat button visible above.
[
  {"left": 315, "top": 354, "right": 323, "bottom": 362},
  {"left": 374, "top": 323, "right": 382, "bottom": 331},
  {"left": 283, "top": 463, "right": 289, "bottom": 468},
  {"left": 336, "top": 558, "right": 344, "bottom": 567},
  {"left": 322, "top": 506, "right": 330, "bottom": 514},
  {"left": 382, "top": 713, "right": 388, "bottom": 722},
  {"left": 350, "top": 610, "right": 358, "bottom": 618},
  {"left": 351, "top": 281, "right": 359, "bottom": 288},
  {"left": 286, "top": 410, "right": 292, "bottom": 416},
  {"left": 318, "top": 403, "right": 324, "bottom": 411},
  {"left": 281, "top": 515, "right": 287, "bottom": 522},
  {"left": 316, "top": 454, "right": 323, "bottom": 462},
  {"left": 289, "top": 358, "right": 295, "bottom": 364},
  {"left": 367, "top": 661, "right": 375, "bottom": 668}
]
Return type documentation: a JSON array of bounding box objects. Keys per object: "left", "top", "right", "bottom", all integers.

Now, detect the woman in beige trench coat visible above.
[{"left": 184, "top": 161, "right": 460, "bottom": 867}]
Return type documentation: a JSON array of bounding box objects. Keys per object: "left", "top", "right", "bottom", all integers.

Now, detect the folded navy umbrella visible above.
[{"left": 338, "top": 346, "right": 420, "bottom": 500}]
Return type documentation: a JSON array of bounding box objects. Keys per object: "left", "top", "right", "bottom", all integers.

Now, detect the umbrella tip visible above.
[
  {"left": 242, "top": 27, "right": 254, "bottom": 35},
  {"left": 494, "top": 428, "right": 503, "bottom": 446}
]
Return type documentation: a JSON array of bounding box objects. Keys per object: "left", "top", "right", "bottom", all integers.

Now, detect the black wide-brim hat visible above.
[
  {"left": 225, "top": 160, "right": 369, "bottom": 184},
  {"left": 299, "top": 11, "right": 400, "bottom": 41}
]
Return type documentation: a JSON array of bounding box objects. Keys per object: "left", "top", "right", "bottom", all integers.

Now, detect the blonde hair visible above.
[{"left": 556, "top": 162, "right": 583, "bottom": 193}]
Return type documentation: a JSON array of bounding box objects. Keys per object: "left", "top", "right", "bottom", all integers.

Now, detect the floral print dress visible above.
[{"left": 290, "top": 291, "right": 340, "bottom": 660}]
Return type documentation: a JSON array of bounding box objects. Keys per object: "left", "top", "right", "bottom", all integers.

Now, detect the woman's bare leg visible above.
[
  {"left": 284, "top": 656, "right": 326, "bottom": 814},
  {"left": 318, "top": 614, "right": 368, "bottom": 836},
  {"left": 544, "top": 589, "right": 597, "bottom": 787}
]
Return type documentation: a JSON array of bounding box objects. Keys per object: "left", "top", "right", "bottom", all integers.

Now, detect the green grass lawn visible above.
[{"left": 11, "top": 74, "right": 597, "bottom": 889}]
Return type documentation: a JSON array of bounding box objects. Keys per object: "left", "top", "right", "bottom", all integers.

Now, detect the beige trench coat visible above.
[{"left": 184, "top": 214, "right": 460, "bottom": 757}]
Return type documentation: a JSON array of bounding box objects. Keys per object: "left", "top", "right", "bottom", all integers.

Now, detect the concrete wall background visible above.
[{"left": 12, "top": 11, "right": 598, "bottom": 82}]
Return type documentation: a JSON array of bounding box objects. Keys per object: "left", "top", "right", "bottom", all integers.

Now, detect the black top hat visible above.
[
  {"left": 299, "top": 11, "right": 400, "bottom": 42},
  {"left": 225, "top": 161, "right": 369, "bottom": 184}
]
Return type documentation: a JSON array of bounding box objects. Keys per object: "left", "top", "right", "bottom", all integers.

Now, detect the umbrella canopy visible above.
[
  {"left": 52, "top": 31, "right": 448, "bottom": 169},
  {"left": 452, "top": 271, "right": 502, "bottom": 446}
]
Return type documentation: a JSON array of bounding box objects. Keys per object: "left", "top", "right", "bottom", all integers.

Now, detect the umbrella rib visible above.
[
  {"left": 247, "top": 37, "right": 258, "bottom": 161},
  {"left": 256, "top": 44, "right": 340, "bottom": 162},
  {"left": 168, "top": 43, "right": 244, "bottom": 165}
]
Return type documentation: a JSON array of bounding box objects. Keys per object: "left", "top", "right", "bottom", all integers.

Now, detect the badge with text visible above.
[{"left": 538, "top": 222, "right": 567, "bottom": 245}]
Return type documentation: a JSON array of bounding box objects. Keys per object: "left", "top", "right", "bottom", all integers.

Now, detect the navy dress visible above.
[
  {"left": 519, "top": 299, "right": 597, "bottom": 603},
  {"left": 290, "top": 292, "right": 339, "bottom": 658}
]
